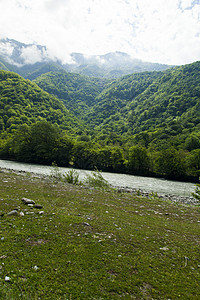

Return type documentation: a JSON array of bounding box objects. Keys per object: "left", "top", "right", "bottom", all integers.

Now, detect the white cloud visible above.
[
  {"left": 20, "top": 45, "right": 45, "bottom": 64},
  {"left": 0, "top": 0, "right": 200, "bottom": 65},
  {"left": 0, "top": 41, "right": 14, "bottom": 57}
]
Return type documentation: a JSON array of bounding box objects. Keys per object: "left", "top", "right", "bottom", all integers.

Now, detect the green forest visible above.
[{"left": 0, "top": 60, "right": 200, "bottom": 182}]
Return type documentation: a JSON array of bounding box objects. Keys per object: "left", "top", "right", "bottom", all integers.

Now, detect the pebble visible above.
[
  {"left": 34, "top": 205, "right": 43, "bottom": 209},
  {"left": 5, "top": 276, "right": 11, "bottom": 282},
  {"left": 22, "top": 198, "right": 35, "bottom": 205},
  {"left": 7, "top": 210, "right": 18, "bottom": 216},
  {"left": 160, "top": 247, "right": 169, "bottom": 251},
  {"left": 82, "top": 222, "right": 90, "bottom": 226}
]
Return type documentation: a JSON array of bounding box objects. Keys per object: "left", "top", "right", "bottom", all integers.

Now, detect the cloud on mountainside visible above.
[{"left": 0, "top": 0, "right": 200, "bottom": 65}]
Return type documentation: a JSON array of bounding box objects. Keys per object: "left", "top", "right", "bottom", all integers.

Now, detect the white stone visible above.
[{"left": 5, "top": 276, "right": 11, "bottom": 282}]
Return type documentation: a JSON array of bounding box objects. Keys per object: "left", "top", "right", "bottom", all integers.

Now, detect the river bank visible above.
[
  {"left": 0, "top": 159, "right": 196, "bottom": 198},
  {"left": 1, "top": 167, "right": 198, "bottom": 206}
]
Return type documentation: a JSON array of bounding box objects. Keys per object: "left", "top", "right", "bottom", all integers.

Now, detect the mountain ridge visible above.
[{"left": 0, "top": 38, "right": 173, "bottom": 78}]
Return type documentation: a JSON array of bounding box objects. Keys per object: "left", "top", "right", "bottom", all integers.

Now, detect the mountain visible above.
[
  {"left": 33, "top": 71, "right": 110, "bottom": 116},
  {"left": 88, "top": 61, "right": 200, "bottom": 149},
  {"left": 83, "top": 71, "right": 163, "bottom": 126},
  {"left": 32, "top": 60, "right": 200, "bottom": 151},
  {"left": 66, "top": 52, "right": 173, "bottom": 78},
  {"left": 0, "top": 70, "right": 85, "bottom": 135},
  {"left": 0, "top": 38, "right": 173, "bottom": 78}
]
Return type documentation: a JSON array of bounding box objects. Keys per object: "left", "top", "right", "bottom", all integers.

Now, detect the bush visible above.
[
  {"left": 85, "top": 169, "right": 111, "bottom": 190},
  {"left": 50, "top": 162, "right": 63, "bottom": 183},
  {"left": 192, "top": 183, "right": 200, "bottom": 202},
  {"left": 62, "top": 169, "right": 80, "bottom": 185},
  {"left": 50, "top": 163, "right": 80, "bottom": 185}
]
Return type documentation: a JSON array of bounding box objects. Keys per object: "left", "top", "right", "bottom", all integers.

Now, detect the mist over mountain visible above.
[{"left": 0, "top": 38, "right": 173, "bottom": 78}]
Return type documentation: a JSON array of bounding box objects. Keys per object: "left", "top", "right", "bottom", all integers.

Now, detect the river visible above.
[{"left": 0, "top": 159, "right": 196, "bottom": 197}]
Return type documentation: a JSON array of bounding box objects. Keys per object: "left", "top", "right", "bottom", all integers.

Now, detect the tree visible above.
[
  {"left": 110, "top": 147, "right": 125, "bottom": 173},
  {"left": 127, "top": 146, "right": 150, "bottom": 176},
  {"left": 73, "top": 141, "right": 95, "bottom": 170},
  {"left": 30, "top": 121, "right": 60, "bottom": 164},
  {"left": 0, "top": 117, "right": 5, "bottom": 132},
  {"left": 10, "top": 124, "right": 32, "bottom": 161},
  {"left": 155, "top": 148, "right": 186, "bottom": 179},
  {"left": 54, "top": 135, "right": 74, "bottom": 166},
  {"left": 94, "top": 148, "right": 113, "bottom": 171},
  {"left": 186, "top": 149, "right": 200, "bottom": 178},
  {"left": 185, "top": 134, "right": 200, "bottom": 151}
]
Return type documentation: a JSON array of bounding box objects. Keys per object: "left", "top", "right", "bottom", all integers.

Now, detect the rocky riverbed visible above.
[
  {"left": 1, "top": 167, "right": 198, "bottom": 206},
  {"left": 116, "top": 186, "right": 198, "bottom": 205}
]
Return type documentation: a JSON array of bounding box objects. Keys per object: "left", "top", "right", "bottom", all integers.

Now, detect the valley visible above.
[{"left": 0, "top": 40, "right": 199, "bottom": 182}]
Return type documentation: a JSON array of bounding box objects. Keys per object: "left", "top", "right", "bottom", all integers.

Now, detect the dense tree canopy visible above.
[{"left": 0, "top": 70, "right": 85, "bottom": 134}]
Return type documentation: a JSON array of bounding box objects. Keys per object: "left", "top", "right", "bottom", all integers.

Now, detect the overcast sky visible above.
[{"left": 0, "top": 0, "right": 200, "bottom": 65}]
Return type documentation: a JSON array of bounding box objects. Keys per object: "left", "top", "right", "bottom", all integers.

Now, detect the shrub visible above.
[
  {"left": 50, "top": 162, "right": 63, "bottom": 182},
  {"left": 62, "top": 169, "right": 80, "bottom": 185},
  {"left": 85, "top": 169, "right": 111, "bottom": 190},
  {"left": 50, "top": 162, "right": 80, "bottom": 185},
  {"left": 192, "top": 183, "right": 200, "bottom": 202}
]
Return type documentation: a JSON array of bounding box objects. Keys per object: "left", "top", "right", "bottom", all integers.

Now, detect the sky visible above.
[{"left": 0, "top": 0, "right": 200, "bottom": 65}]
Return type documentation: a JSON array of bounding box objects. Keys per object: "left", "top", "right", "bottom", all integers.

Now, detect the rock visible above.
[
  {"left": 7, "top": 210, "right": 18, "bottom": 216},
  {"left": 22, "top": 198, "right": 35, "bottom": 205},
  {"left": 82, "top": 222, "right": 90, "bottom": 226},
  {"left": 19, "top": 211, "right": 25, "bottom": 217},
  {"left": 5, "top": 276, "right": 11, "bottom": 282},
  {"left": 34, "top": 204, "right": 43, "bottom": 209},
  {"left": 160, "top": 247, "right": 169, "bottom": 251},
  {"left": 38, "top": 211, "right": 44, "bottom": 215}
]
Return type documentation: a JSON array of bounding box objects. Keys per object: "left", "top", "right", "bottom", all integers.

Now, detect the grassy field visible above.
[{"left": 0, "top": 169, "right": 200, "bottom": 299}]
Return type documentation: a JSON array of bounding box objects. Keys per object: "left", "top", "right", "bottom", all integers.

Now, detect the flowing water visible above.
[{"left": 0, "top": 159, "right": 196, "bottom": 197}]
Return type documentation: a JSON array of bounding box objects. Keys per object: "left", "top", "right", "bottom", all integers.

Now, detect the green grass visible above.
[{"left": 0, "top": 169, "right": 200, "bottom": 299}]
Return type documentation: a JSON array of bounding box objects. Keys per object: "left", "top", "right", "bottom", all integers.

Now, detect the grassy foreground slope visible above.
[{"left": 0, "top": 169, "right": 200, "bottom": 299}]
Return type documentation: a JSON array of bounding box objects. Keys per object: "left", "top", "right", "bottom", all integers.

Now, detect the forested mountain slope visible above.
[
  {"left": 82, "top": 62, "right": 200, "bottom": 147},
  {"left": 84, "top": 71, "right": 162, "bottom": 126},
  {"left": 0, "top": 57, "right": 65, "bottom": 80},
  {"left": 0, "top": 70, "right": 85, "bottom": 135},
  {"left": 32, "top": 61, "right": 200, "bottom": 145},
  {"left": 125, "top": 61, "right": 200, "bottom": 133},
  {"left": 33, "top": 71, "right": 110, "bottom": 116}
]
